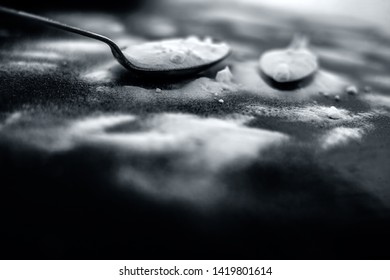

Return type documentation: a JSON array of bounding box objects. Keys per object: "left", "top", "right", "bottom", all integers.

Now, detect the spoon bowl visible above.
[{"left": 259, "top": 35, "right": 318, "bottom": 84}]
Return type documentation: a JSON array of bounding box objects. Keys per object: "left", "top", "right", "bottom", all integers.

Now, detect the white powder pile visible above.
[
  {"left": 215, "top": 66, "right": 234, "bottom": 83},
  {"left": 326, "top": 106, "right": 346, "bottom": 120},
  {"left": 0, "top": 112, "right": 23, "bottom": 131},
  {"left": 123, "top": 36, "right": 230, "bottom": 70},
  {"left": 320, "top": 127, "right": 364, "bottom": 149},
  {"left": 4, "top": 112, "right": 23, "bottom": 126}
]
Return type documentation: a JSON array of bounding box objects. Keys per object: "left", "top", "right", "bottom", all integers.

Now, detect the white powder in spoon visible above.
[{"left": 122, "top": 36, "right": 230, "bottom": 70}]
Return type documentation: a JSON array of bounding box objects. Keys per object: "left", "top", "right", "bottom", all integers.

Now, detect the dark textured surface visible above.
[{"left": 0, "top": 1, "right": 390, "bottom": 259}]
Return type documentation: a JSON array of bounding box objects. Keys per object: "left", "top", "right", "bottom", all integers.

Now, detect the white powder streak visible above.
[
  {"left": 246, "top": 104, "right": 376, "bottom": 126},
  {"left": 320, "top": 127, "right": 364, "bottom": 149}
]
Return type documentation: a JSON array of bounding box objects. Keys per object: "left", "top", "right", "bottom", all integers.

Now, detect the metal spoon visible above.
[{"left": 0, "top": 6, "right": 231, "bottom": 78}]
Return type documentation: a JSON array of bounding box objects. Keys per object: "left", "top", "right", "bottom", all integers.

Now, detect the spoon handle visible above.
[{"left": 0, "top": 6, "right": 123, "bottom": 54}]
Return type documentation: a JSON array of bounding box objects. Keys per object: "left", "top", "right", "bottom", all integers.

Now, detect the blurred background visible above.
[
  {"left": 1, "top": 0, "right": 389, "bottom": 29},
  {"left": 1, "top": 0, "right": 389, "bottom": 26},
  {"left": 240, "top": 0, "right": 390, "bottom": 29}
]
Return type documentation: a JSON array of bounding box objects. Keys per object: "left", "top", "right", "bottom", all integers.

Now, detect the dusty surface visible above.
[{"left": 1, "top": 0, "right": 390, "bottom": 259}]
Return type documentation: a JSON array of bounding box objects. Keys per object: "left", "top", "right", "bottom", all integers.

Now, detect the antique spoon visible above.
[{"left": 0, "top": 6, "right": 231, "bottom": 78}]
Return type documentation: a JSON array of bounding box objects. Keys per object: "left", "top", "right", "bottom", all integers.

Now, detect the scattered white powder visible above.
[
  {"left": 37, "top": 40, "right": 107, "bottom": 54},
  {"left": 89, "top": 114, "right": 288, "bottom": 171},
  {"left": 4, "top": 112, "right": 23, "bottom": 125},
  {"left": 0, "top": 112, "right": 23, "bottom": 130},
  {"left": 7, "top": 61, "right": 58, "bottom": 72},
  {"left": 246, "top": 104, "right": 375, "bottom": 125},
  {"left": 82, "top": 61, "right": 118, "bottom": 83},
  {"left": 14, "top": 113, "right": 287, "bottom": 173},
  {"left": 13, "top": 115, "right": 138, "bottom": 151},
  {"left": 99, "top": 77, "right": 225, "bottom": 104},
  {"left": 0, "top": 50, "right": 63, "bottom": 60},
  {"left": 0, "top": 111, "right": 287, "bottom": 206},
  {"left": 70, "top": 115, "right": 137, "bottom": 134},
  {"left": 83, "top": 69, "right": 115, "bottom": 83},
  {"left": 286, "top": 105, "right": 351, "bottom": 123},
  {"left": 320, "top": 127, "right": 364, "bottom": 149},
  {"left": 123, "top": 36, "right": 230, "bottom": 70}
]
